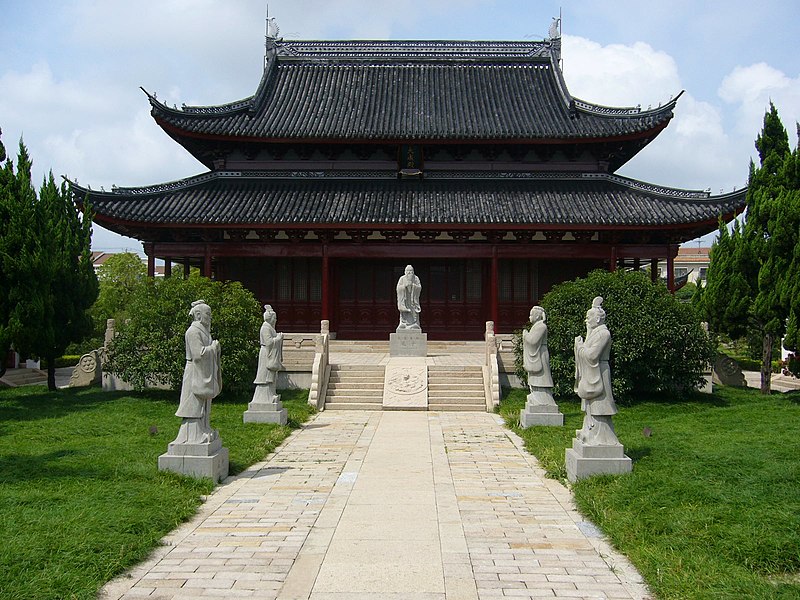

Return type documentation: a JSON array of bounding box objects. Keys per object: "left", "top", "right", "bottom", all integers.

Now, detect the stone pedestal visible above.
[
  {"left": 565, "top": 439, "right": 632, "bottom": 483},
  {"left": 520, "top": 401, "right": 564, "bottom": 427},
  {"left": 243, "top": 385, "right": 288, "bottom": 424},
  {"left": 158, "top": 436, "right": 229, "bottom": 483},
  {"left": 389, "top": 331, "right": 427, "bottom": 357}
]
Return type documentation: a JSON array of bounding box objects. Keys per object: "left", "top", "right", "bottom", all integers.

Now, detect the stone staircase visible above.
[
  {"left": 427, "top": 365, "right": 486, "bottom": 411},
  {"left": 324, "top": 364, "right": 385, "bottom": 410},
  {"left": 0, "top": 368, "right": 48, "bottom": 387}
]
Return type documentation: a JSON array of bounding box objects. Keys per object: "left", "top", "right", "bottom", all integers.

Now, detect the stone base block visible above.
[
  {"left": 520, "top": 407, "right": 564, "bottom": 427},
  {"left": 565, "top": 439, "right": 632, "bottom": 482},
  {"left": 389, "top": 331, "right": 428, "bottom": 357},
  {"left": 159, "top": 446, "right": 229, "bottom": 483},
  {"left": 243, "top": 406, "right": 288, "bottom": 424}
]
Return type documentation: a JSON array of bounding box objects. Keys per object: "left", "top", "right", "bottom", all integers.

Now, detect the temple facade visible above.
[{"left": 74, "top": 30, "right": 745, "bottom": 340}]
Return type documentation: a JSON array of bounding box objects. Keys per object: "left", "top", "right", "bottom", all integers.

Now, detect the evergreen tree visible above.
[
  {"left": 701, "top": 104, "right": 800, "bottom": 392},
  {"left": 0, "top": 139, "right": 42, "bottom": 378},
  {"left": 0, "top": 134, "right": 98, "bottom": 388}
]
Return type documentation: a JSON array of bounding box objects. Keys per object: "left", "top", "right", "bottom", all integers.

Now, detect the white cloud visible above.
[
  {"left": 560, "top": 35, "right": 744, "bottom": 191},
  {"left": 561, "top": 36, "right": 681, "bottom": 109},
  {"left": 718, "top": 63, "right": 800, "bottom": 140}
]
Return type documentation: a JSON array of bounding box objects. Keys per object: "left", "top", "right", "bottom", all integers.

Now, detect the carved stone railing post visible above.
[
  {"left": 484, "top": 321, "right": 501, "bottom": 411},
  {"left": 308, "top": 320, "right": 331, "bottom": 410}
]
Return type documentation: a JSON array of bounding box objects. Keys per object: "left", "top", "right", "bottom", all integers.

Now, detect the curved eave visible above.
[
  {"left": 75, "top": 173, "right": 747, "bottom": 245},
  {"left": 151, "top": 113, "right": 673, "bottom": 147},
  {"left": 145, "top": 40, "right": 677, "bottom": 146}
]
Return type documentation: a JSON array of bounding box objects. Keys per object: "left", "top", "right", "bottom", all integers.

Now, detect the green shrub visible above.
[
  {"left": 515, "top": 269, "right": 714, "bottom": 403},
  {"left": 40, "top": 355, "right": 81, "bottom": 369},
  {"left": 105, "top": 273, "right": 262, "bottom": 399}
]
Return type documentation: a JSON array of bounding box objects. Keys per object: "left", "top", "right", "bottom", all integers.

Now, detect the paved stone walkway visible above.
[{"left": 100, "top": 412, "right": 650, "bottom": 599}]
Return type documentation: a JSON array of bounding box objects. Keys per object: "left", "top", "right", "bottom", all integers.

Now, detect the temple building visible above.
[{"left": 74, "top": 26, "right": 745, "bottom": 340}]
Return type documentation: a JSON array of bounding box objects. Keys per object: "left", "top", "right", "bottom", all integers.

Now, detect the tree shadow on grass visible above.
[
  {"left": 0, "top": 387, "right": 175, "bottom": 425},
  {"left": 625, "top": 446, "right": 652, "bottom": 462},
  {"left": 0, "top": 449, "right": 104, "bottom": 483},
  {"left": 784, "top": 390, "right": 800, "bottom": 405}
]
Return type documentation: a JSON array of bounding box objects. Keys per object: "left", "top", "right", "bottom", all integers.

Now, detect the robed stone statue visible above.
[
  {"left": 574, "top": 296, "right": 621, "bottom": 446},
  {"left": 523, "top": 306, "right": 555, "bottom": 406},
  {"left": 396, "top": 264, "right": 422, "bottom": 332},
  {"left": 253, "top": 304, "right": 283, "bottom": 403},
  {"left": 172, "top": 299, "right": 222, "bottom": 445}
]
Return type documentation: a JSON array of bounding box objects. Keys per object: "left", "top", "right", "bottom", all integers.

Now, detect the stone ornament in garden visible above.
[
  {"left": 566, "top": 296, "right": 631, "bottom": 482},
  {"left": 520, "top": 306, "right": 563, "bottom": 427},
  {"left": 390, "top": 264, "right": 427, "bottom": 357},
  {"left": 159, "top": 299, "right": 228, "bottom": 482},
  {"left": 244, "top": 304, "right": 287, "bottom": 424},
  {"left": 396, "top": 264, "right": 422, "bottom": 332}
]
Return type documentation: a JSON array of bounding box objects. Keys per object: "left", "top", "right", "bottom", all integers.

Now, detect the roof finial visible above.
[
  {"left": 264, "top": 5, "right": 280, "bottom": 69},
  {"left": 548, "top": 11, "right": 562, "bottom": 67},
  {"left": 266, "top": 5, "right": 279, "bottom": 40}
]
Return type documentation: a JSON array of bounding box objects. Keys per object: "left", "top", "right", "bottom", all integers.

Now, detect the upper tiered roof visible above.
[{"left": 146, "top": 39, "right": 679, "bottom": 146}]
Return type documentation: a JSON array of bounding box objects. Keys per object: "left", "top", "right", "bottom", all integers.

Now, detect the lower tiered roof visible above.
[{"left": 73, "top": 170, "right": 745, "bottom": 243}]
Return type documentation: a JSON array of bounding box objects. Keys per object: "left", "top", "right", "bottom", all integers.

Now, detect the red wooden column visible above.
[
  {"left": 650, "top": 258, "right": 659, "bottom": 282},
  {"left": 609, "top": 246, "right": 617, "bottom": 272},
  {"left": 667, "top": 243, "right": 679, "bottom": 292},
  {"left": 203, "top": 245, "right": 212, "bottom": 279},
  {"left": 144, "top": 243, "right": 155, "bottom": 277},
  {"left": 667, "top": 253, "right": 675, "bottom": 292},
  {"left": 490, "top": 250, "right": 499, "bottom": 329},
  {"left": 184, "top": 260, "right": 190, "bottom": 279},
  {"left": 321, "top": 252, "right": 330, "bottom": 322},
  {"left": 164, "top": 257, "right": 172, "bottom": 278}
]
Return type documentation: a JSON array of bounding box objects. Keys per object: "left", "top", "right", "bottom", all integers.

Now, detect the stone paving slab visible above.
[{"left": 99, "top": 411, "right": 651, "bottom": 600}]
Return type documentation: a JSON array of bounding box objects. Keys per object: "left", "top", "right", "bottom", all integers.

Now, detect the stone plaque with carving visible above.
[{"left": 382, "top": 358, "right": 428, "bottom": 409}]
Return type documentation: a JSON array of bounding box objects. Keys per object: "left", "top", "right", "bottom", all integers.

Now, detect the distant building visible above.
[
  {"left": 657, "top": 247, "right": 711, "bottom": 286},
  {"left": 73, "top": 24, "right": 744, "bottom": 339}
]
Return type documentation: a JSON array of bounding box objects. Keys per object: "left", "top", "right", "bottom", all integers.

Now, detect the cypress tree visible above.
[
  {"left": 0, "top": 135, "right": 98, "bottom": 388},
  {"left": 701, "top": 103, "right": 799, "bottom": 392}
]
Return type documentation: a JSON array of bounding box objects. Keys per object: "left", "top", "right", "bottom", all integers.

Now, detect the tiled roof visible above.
[
  {"left": 76, "top": 171, "right": 745, "bottom": 231},
  {"left": 146, "top": 40, "right": 678, "bottom": 142}
]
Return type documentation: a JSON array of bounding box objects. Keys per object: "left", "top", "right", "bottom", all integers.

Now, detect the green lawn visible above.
[
  {"left": 500, "top": 386, "right": 800, "bottom": 600},
  {"left": 0, "top": 385, "right": 314, "bottom": 600}
]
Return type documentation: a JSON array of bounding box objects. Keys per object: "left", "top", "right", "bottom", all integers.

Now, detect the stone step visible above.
[
  {"left": 428, "top": 388, "right": 486, "bottom": 398},
  {"left": 429, "top": 404, "right": 486, "bottom": 412},
  {"left": 0, "top": 369, "right": 48, "bottom": 387},
  {"left": 429, "top": 397, "right": 486, "bottom": 405},
  {"left": 329, "top": 366, "right": 385, "bottom": 372},
  {"left": 429, "top": 394, "right": 485, "bottom": 403},
  {"left": 324, "top": 393, "right": 383, "bottom": 402},
  {"left": 328, "top": 374, "right": 385, "bottom": 382},
  {"left": 326, "top": 381, "right": 384, "bottom": 389},
  {"left": 324, "top": 402, "right": 383, "bottom": 411},
  {"left": 325, "top": 388, "right": 383, "bottom": 397},
  {"left": 428, "top": 384, "right": 485, "bottom": 393},
  {"left": 429, "top": 379, "right": 483, "bottom": 385}
]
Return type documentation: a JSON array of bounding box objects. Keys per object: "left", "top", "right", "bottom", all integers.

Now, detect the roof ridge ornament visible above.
[
  {"left": 547, "top": 12, "right": 562, "bottom": 67},
  {"left": 264, "top": 6, "right": 280, "bottom": 70}
]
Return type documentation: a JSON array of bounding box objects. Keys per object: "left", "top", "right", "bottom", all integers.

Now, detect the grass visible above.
[
  {"left": 0, "top": 385, "right": 314, "bottom": 600},
  {"left": 500, "top": 386, "right": 800, "bottom": 600}
]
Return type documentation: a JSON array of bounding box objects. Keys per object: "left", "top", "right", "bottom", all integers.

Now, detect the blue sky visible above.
[{"left": 2, "top": 0, "right": 799, "bottom": 252}]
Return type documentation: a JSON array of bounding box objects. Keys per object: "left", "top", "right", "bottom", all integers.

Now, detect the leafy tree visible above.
[
  {"left": 0, "top": 135, "right": 97, "bottom": 388},
  {"left": 514, "top": 269, "right": 714, "bottom": 403},
  {"left": 700, "top": 104, "right": 800, "bottom": 391},
  {"left": 89, "top": 252, "right": 147, "bottom": 338},
  {"left": 105, "top": 273, "right": 262, "bottom": 399}
]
